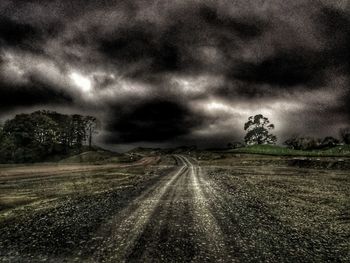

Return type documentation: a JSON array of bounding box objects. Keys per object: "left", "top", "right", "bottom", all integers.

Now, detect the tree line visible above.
[
  {"left": 0, "top": 111, "right": 99, "bottom": 163},
  {"left": 284, "top": 133, "right": 348, "bottom": 150},
  {"left": 1, "top": 111, "right": 349, "bottom": 162},
  {"left": 228, "top": 114, "right": 350, "bottom": 150}
]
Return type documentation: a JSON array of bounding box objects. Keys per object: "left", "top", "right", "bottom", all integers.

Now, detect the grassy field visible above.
[
  {"left": 0, "top": 157, "right": 161, "bottom": 215},
  {"left": 223, "top": 144, "right": 350, "bottom": 157},
  {"left": 200, "top": 156, "right": 350, "bottom": 261}
]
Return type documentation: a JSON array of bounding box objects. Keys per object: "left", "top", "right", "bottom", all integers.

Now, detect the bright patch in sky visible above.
[
  {"left": 206, "top": 101, "right": 232, "bottom": 112},
  {"left": 69, "top": 72, "right": 92, "bottom": 93}
]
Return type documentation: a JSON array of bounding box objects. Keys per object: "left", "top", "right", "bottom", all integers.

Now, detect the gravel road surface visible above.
[{"left": 1, "top": 155, "right": 348, "bottom": 262}]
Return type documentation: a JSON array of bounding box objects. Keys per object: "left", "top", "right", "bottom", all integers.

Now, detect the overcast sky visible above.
[{"left": 0, "top": 0, "right": 349, "bottom": 150}]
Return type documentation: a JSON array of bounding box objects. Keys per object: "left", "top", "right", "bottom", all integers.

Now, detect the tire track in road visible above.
[
  {"left": 176, "top": 155, "right": 231, "bottom": 262},
  {"left": 89, "top": 155, "right": 232, "bottom": 262},
  {"left": 125, "top": 158, "right": 197, "bottom": 262},
  {"left": 91, "top": 157, "right": 188, "bottom": 262}
]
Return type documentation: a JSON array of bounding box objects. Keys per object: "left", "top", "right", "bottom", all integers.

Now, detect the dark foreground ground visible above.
[{"left": 0, "top": 154, "right": 349, "bottom": 262}]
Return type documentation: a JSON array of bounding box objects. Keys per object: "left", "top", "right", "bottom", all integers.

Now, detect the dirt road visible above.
[
  {"left": 1, "top": 155, "right": 348, "bottom": 262},
  {"left": 87, "top": 155, "right": 233, "bottom": 262},
  {"left": 79, "top": 155, "right": 349, "bottom": 262}
]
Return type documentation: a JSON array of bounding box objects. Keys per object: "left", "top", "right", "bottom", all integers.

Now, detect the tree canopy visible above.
[
  {"left": 339, "top": 127, "right": 350, "bottom": 145},
  {"left": 284, "top": 136, "right": 340, "bottom": 150},
  {"left": 0, "top": 111, "right": 99, "bottom": 163},
  {"left": 244, "top": 114, "right": 277, "bottom": 145}
]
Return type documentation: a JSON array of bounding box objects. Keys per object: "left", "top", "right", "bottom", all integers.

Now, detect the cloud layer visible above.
[{"left": 0, "top": 0, "right": 349, "bottom": 149}]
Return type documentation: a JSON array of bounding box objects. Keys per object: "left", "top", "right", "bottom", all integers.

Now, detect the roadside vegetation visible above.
[
  {"left": 226, "top": 144, "right": 350, "bottom": 157},
  {"left": 0, "top": 111, "right": 100, "bottom": 163},
  {"left": 2, "top": 111, "right": 350, "bottom": 163},
  {"left": 225, "top": 114, "right": 350, "bottom": 157}
]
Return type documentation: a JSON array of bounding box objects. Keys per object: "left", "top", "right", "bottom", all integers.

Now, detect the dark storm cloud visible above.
[
  {"left": 232, "top": 48, "right": 327, "bottom": 87},
  {"left": 317, "top": 7, "right": 350, "bottom": 72},
  {"left": 0, "top": 77, "right": 72, "bottom": 113},
  {"left": 316, "top": 7, "right": 350, "bottom": 120},
  {"left": 0, "top": 13, "right": 62, "bottom": 53},
  {"left": 89, "top": 2, "right": 348, "bottom": 103},
  {"left": 98, "top": 25, "right": 183, "bottom": 74},
  {"left": 199, "top": 6, "right": 267, "bottom": 39},
  {"left": 1, "top": 0, "right": 350, "bottom": 148},
  {"left": 229, "top": 6, "right": 350, "bottom": 89},
  {"left": 104, "top": 99, "right": 206, "bottom": 143},
  {"left": 93, "top": 2, "right": 270, "bottom": 80},
  {"left": 213, "top": 81, "right": 278, "bottom": 100},
  {"left": 0, "top": 17, "right": 40, "bottom": 47}
]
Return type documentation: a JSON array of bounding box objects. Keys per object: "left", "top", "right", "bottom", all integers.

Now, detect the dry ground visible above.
[{"left": 0, "top": 154, "right": 349, "bottom": 262}]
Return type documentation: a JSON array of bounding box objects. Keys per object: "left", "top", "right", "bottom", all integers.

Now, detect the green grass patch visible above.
[{"left": 225, "top": 144, "right": 350, "bottom": 157}]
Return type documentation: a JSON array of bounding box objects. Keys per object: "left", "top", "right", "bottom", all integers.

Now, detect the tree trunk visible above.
[{"left": 89, "top": 126, "right": 92, "bottom": 149}]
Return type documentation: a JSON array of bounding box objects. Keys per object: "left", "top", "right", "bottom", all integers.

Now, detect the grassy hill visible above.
[
  {"left": 225, "top": 144, "right": 350, "bottom": 157},
  {"left": 59, "top": 150, "right": 117, "bottom": 163}
]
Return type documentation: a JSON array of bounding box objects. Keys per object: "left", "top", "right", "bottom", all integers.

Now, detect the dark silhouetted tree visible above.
[
  {"left": 84, "top": 116, "right": 100, "bottom": 149},
  {"left": 0, "top": 124, "right": 16, "bottom": 162},
  {"left": 321, "top": 136, "right": 339, "bottom": 148},
  {"left": 244, "top": 114, "right": 277, "bottom": 145},
  {"left": 284, "top": 134, "right": 299, "bottom": 149},
  {"left": 285, "top": 135, "right": 339, "bottom": 150},
  {"left": 227, "top": 142, "right": 244, "bottom": 149},
  {"left": 0, "top": 111, "right": 100, "bottom": 163},
  {"left": 339, "top": 127, "right": 350, "bottom": 144}
]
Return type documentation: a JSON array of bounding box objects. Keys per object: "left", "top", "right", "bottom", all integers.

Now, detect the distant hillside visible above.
[
  {"left": 59, "top": 150, "right": 117, "bottom": 163},
  {"left": 128, "top": 145, "right": 199, "bottom": 155},
  {"left": 60, "top": 149, "right": 144, "bottom": 164},
  {"left": 128, "top": 147, "right": 162, "bottom": 155}
]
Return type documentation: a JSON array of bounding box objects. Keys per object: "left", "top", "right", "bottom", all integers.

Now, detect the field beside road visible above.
[
  {"left": 0, "top": 154, "right": 349, "bottom": 262},
  {"left": 224, "top": 144, "right": 350, "bottom": 157}
]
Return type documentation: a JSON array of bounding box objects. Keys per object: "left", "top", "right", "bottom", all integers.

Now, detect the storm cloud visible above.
[
  {"left": 105, "top": 99, "right": 206, "bottom": 143},
  {"left": 0, "top": 0, "right": 349, "bottom": 150}
]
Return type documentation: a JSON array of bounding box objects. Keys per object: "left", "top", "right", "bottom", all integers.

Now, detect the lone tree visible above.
[{"left": 244, "top": 114, "right": 277, "bottom": 145}]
